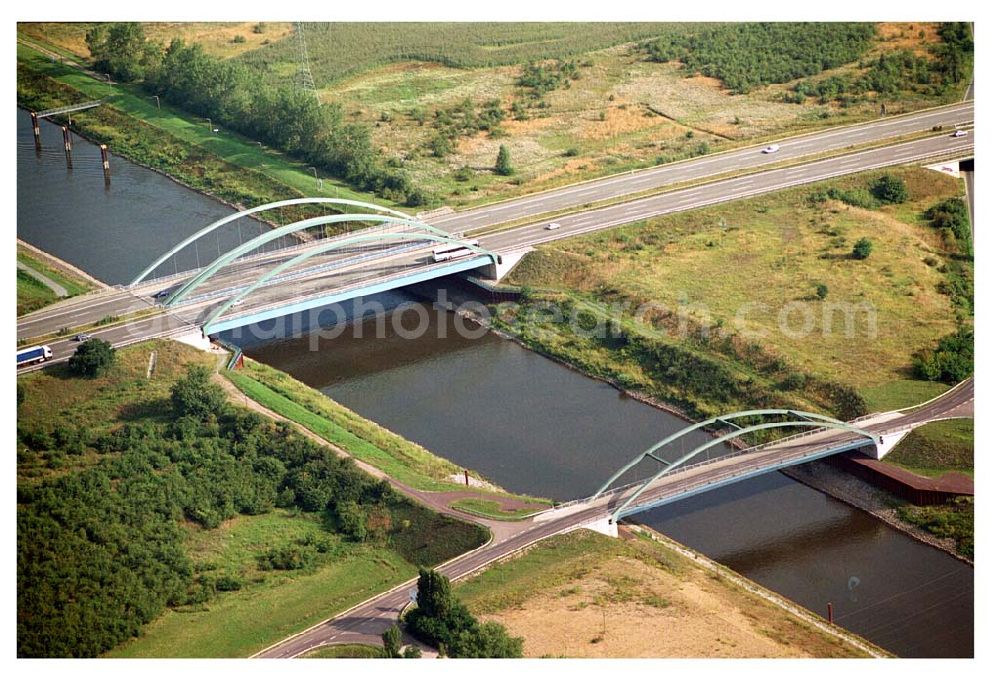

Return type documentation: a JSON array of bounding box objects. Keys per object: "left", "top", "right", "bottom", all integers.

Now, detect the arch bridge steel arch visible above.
[
  {"left": 163, "top": 211, "right": 461, "bottom": 307},
  {"left": 594, "top": 409, "right": 878, "bottom": 522},
  {"left": 200, "top": 231, "right": 499, "bottom": 330},
  {"left": 130, "top": 198, "right": 421, "bottom": 287}
]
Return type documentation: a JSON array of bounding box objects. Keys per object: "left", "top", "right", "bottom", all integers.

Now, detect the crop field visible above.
[
  {"left": 506, "top": 167, "right": 969, "bottom": 402},
  {"left": 240, "top": 22, "right": 688, "bottom": 85}
]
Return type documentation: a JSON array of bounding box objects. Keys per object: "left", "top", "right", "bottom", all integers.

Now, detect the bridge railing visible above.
[
  {"left": 139, "top": 221, "right": 412, "bottom": 291},
  {"left": 180, "top": 240, "right": 430, "bottom": 306},
  {"left": 570, "top": 419, "right": 880, "bottom": 510},
  {"left": 617, "top": 437, "right": 875, "bottom": 517},
  {"left": 203, "top": 253, "right": 495, "bottom": 328}
]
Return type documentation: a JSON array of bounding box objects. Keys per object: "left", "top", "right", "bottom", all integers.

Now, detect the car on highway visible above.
[
  {"left": 231, "top": 298, "right": 245, "bottom": 306},
  {"left": 545, "top": 222, "right": 562, "bottom": 230},
  {"left": 153, "top": 289, "right": 171, "bottom": 299},
  {"left": 953, "top": 129, "right": 969, "bottom": 138},
  {"left": 74, "top": 333, "right": 93, "bottom": 342},
  {"left": 762, "top": 144, "right": 781, "bottom": 154}
]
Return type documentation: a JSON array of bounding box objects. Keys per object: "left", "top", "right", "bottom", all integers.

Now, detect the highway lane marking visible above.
[{"left": 426, "top": 104, "right": 973, "bottom": 222}]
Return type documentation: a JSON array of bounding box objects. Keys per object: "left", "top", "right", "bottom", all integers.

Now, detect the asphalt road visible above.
[
  {"left": 16, "top": 311, "right": 195, "bottom": 373},
  {"left": 254, "top": 379, "right": 973, "bottom": 658},
  {"left": 426, "top": 102, "right": 973, "bottom": 233},
  {"left": 480, "top": 131, "right": 974, "bottom": 251}
]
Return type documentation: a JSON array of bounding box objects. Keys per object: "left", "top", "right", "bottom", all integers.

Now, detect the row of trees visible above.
[
  {"left": 18, "top": 366, "right": 413, "bottom": 656},
  {"left": 85, "top": 23, "right": 431, "bottom": 206},
  {"left": 644, "top": 23, "right": 876, "bottom": 93}
]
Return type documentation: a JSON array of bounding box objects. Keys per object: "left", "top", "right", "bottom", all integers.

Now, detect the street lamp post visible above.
[
  {"left": 310, "top": 166, "right": 321, "bottom": 192},
  {"left": 152, "top": 95, "right": 160, "bottom": 109}
]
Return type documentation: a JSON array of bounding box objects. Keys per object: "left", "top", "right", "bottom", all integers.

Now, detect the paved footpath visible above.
[{"left": 18, "top": 261, "right": 67, "bottom": 297}]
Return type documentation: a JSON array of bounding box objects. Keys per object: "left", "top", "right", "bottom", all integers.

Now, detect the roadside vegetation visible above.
[
  {"left": 455, "top": 529, "right": 870, "bottom": 657},
  {"left": 17, "top": 269, "right": 60, "bottom": 316},
  {"left": 885, "top": 419, "right": 973, "bottom": 478},
  {"left": 502, "top": 167, "right": 970, "bottom": 421},
  {"left": 224, "top": 357, "right": 550, "bottom": 514},
  {"left": 304, "top": 643, "right": 387, "bottom": 658},
  {"left": 16, "top": 247, "right": 93, "bottom": 315},
  {"left": 17, "top": 340, "right": 486, "bottom": 658}
]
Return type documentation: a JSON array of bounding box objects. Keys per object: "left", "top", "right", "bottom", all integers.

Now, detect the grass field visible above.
[
  {"left": 449, "top": 498, "right": 546, "bottom": 521},
  {"left": 884, "top": 418, "right": 973, "bottom": 477},
  {"left": 860, "top": 379, "right": 951, "bottom": 411},
  {"left": 456, "top": 529, "right": 869, "bottom": 657},
  {"left": 225, "top": 358, "right": 549, "bottom": 513},
  {"left": 507, "top": 167, "right": 967, "bottom": 396}
]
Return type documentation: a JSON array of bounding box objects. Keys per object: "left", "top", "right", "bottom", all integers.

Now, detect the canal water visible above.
[
  {"left": 18, "top": 111, "right": 973, "bottom": 658},
  {"left": 17, "top": 109, "right": 291, "bottom": 285}
]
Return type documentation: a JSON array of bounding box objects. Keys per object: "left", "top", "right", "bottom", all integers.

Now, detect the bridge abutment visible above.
[
  {"left": 869, "top": 429, "right": 911, "bottom": 460},
  {"left": 480, "top": 248, "right": 531, "bottom": 282},
  {"left": 583, "top": 518, "right": 619, "bottom": 538}
]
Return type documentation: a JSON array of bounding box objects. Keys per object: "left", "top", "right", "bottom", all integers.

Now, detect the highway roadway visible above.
[
  {"left": 426, "top": 102, "right": 973, "bottom": 233},
  {"left": 254, "top": 379, "right": 972, "bottom": 658},
  {"left": 478, "top": 130, "right": 974, "bottom": 251}
]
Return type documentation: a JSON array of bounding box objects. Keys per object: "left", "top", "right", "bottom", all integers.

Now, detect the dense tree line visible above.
[
  {"left": 790, "top": 23, "right": 973, "bottom": 104},
  {"left": 17, "top": 366, "right": 446, "bottom": 656},
  {"left": 405, "top": 569, "right": 523, "bottom": 658},
  {"left": 644, "top": 23, "right": 876, "bottom": 93},
  {"left": 84, "top": 23, "right": 430, "bottom": 206}
]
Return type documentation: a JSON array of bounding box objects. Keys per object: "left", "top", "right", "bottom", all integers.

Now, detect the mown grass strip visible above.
[{"left": 224, "top": 361, "right": 547, "bottom": 505}]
